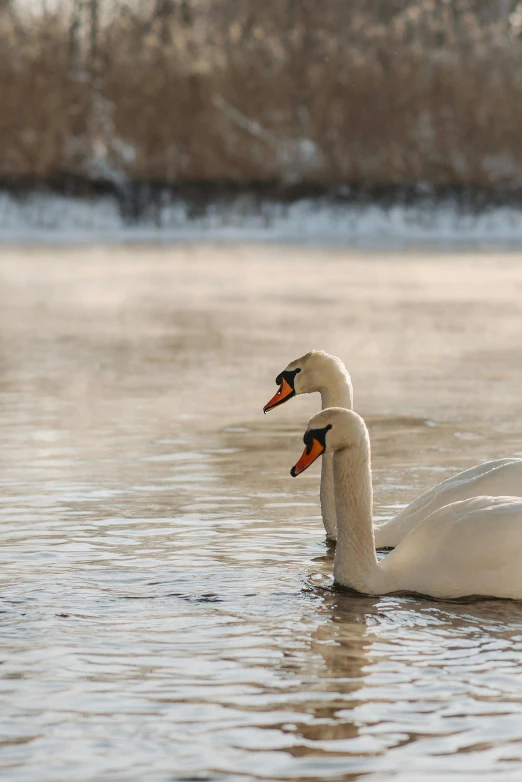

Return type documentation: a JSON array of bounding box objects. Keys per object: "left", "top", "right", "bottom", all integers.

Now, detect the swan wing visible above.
[
  {"left": 374, "top": 459, "right": 522, "bottom": 548},
  {"left": 381, "top": 496, "right": 522, "bottom": 599}
]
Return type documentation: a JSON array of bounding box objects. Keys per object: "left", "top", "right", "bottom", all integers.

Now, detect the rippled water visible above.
[{"left": 1, "top": 245, "right": 522, "bottom": 781}]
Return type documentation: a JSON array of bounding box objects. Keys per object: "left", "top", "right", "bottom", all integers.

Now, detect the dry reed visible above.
[{"left": 1, "top": 0, "right": 522, "bottom": 187}]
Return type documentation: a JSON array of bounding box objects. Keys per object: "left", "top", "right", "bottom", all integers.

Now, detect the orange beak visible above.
[
  {"left": 263, "top": 378, "right": 296, "bottom": 414},
  {"left": 290, "top": 438, "right": 325, "bottom": 476}
]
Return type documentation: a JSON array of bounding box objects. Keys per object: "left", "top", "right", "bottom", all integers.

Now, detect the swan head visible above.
[
  {"left": 263, "top": 350, "right": 349, "bottom": 413},
  {"left": 290, "top": 408, "right": 367, "bottom": 476}
]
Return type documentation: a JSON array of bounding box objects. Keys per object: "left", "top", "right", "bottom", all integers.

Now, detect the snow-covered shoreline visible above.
[{"left": 2, "top": 189, "right": 522, "bottom": 248}]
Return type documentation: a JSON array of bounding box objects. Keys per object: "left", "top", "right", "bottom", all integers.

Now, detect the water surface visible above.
[{"left": 1, "top": 245, "right": 522, "bottom": 781}]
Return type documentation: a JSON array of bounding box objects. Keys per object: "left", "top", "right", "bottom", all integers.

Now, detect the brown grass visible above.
[{"left": 1, "top": 0, "right": 522, "bottom": 187}]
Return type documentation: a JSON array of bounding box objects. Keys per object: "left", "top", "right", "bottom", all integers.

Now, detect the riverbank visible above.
[{"left": 3, "top": 183, "right": 522, "bottom": 247}]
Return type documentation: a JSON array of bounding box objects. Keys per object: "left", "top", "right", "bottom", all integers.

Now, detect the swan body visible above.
[
  {"left": 292, "top": 408, "right": 522, "bottom": 600},
  {"left": 264, "top": 350, "right": 522, "bottom": 546}
]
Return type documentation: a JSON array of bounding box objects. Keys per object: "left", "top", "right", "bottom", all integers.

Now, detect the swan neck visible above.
[
  {"left": 332, "top": 442, "right": 387, "bottom": 594},
  {"left": 320, "top": 452, "right": 337, "bottom": 540},
  {"left": 319, "top": 369, "right": 353, "bottom": 410}
]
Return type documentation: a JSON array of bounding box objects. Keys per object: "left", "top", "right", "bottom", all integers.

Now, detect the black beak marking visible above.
[
  {"left": 275, "top": 367, "right": 301, "bottom": 387},
  {"left": 263, "top": 367, "right": 301, "bottom": 414},
  {"left": 303, "top": 424, "right": 332, "bottom": 453}
]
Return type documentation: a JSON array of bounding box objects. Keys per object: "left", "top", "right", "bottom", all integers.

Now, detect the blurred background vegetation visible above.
[{"left": 2, "top": 0, "right": 522, "bottom": 189}]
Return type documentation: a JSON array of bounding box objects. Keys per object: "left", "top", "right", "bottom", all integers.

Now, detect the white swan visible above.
[
  {"left": 290, "top": 408, "right": 522, "bottom": 600},
  {"left": 263, "top": 350, "right": 522, "bottom": 547}
]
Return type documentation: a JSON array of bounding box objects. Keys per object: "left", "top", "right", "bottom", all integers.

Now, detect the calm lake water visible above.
[{"left": 1, "top": 245, "right": 522, "bottom": 781}]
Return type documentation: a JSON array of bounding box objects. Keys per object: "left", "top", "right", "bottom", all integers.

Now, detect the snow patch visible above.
[{"left": 2, "top": 190, "right": 522, "bottom": 248}]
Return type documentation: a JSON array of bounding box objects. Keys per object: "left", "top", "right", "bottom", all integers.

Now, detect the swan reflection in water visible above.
[{"left": 272, "top": 581, "right": 522, "bottom": 770}]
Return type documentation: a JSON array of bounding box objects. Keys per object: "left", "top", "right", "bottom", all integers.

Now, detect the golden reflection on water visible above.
[{"left": 1, "top": 245, "right": 522, "bottom": 781}]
